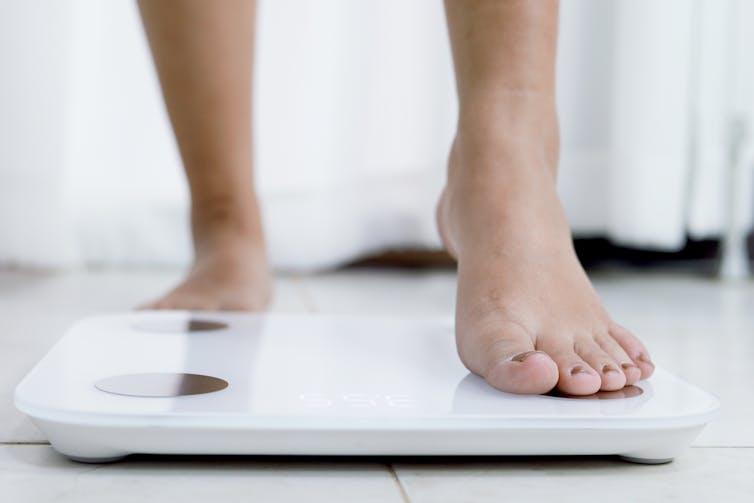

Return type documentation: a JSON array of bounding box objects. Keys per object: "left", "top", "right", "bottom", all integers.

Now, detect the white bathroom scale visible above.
[{"left": 15, "top": 312, "right": 719, "bottom": 464}]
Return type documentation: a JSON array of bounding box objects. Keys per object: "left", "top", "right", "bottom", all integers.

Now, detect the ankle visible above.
[
  {"left": 190, "top": 198, "right": 266, "bottom": 258},
  {"left": 454, "top": 92, "right": 558, "bottom": 166},
  {"left": 447, "top": 138, "right": 557, "bottom": 197},
  {"left": 450, "top": 114, "right": 559, "bottom": 186},
  {"left": 457, "top": 87, "right": 557, "bottom": 130}
]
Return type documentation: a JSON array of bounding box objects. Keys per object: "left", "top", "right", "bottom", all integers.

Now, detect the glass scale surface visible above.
[{"left": 15, "top": 312, "right": 719, "bottom": 464}]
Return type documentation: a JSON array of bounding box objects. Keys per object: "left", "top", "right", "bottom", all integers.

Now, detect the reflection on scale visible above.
[
  {"left": 94, "top": 314, "right": 266, "bottom": 413},
  {"left": 451, "top": 372, "right": 653, "bottom": 416}
]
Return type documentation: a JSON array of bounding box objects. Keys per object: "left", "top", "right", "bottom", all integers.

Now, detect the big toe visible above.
[
  {"left": 462, "top": 321, "right": 559, "bottom": 395},
  {"left": 486, "top": 350, "right": 560, "bottom": 395}
]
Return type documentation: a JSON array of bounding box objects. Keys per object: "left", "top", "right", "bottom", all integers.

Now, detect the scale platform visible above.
[{"left": 15, "top": 312, "right": 719, "bottom": 464}]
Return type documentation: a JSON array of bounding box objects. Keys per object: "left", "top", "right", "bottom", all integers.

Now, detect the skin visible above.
[
  {"left": 137, "top": 0, "right": 654, "bottom": 395},
  {"left": 137, "top": 0, "right": 271, "bottom": 311}
]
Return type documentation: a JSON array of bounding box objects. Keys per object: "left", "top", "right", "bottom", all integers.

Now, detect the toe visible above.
[
  {"left": 575, "top": 336, "right": 626, "bottom": 391},
  {"left": 593, "top": 332, "right": 642, "bottom": 385},
  {"left": 463, "top": 321, "right": 559, "bottom": 395},
  {"left": 541, "top": 336, "right": 602, "bottom": 395},
  {"left": 609, "top": 323, "right": 654, "bottom": 379}
]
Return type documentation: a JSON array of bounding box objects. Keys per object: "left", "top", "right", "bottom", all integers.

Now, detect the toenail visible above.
[
  {"left": 602, "top": 364, "right": 620, "bottom": 374},
  {"left": 570, "top": 365, "right": 589, "bottom": 376},
  {"left": 511, "top": 350, "right": 543, "bottom": 363},
  {"left": 637, "top": 353, "right": 654, "bottom": 367}
]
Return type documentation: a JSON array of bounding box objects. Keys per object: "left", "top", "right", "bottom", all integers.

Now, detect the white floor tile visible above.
[
  {"left": 300, "top": 269, "right": 456, "bottom": 316},
  {"left": 394, "top": 448, "right": 754, "bottom": 503},
  {"left": 0, "top": 446, "right": 404, "bottom": 503},
  {"left": 0, "top": 269, "right": 310, "bottom": 313}
]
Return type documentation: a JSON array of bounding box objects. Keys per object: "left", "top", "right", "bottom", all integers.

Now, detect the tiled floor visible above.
[{"left": 1, "top": 268, "right": 753, "bottom": 501}]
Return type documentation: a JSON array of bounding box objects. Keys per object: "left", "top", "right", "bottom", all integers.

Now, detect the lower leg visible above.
[
  {"left": 138, "top": 0, "right": 270, "bottom": 310},
  {"left": 440, "top": 0, "right": 653, "bottom": 394}
]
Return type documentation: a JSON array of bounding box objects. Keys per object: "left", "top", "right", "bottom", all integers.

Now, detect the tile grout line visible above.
[{"left": 387, "top": 464, "right": 411, "bottom": 503}]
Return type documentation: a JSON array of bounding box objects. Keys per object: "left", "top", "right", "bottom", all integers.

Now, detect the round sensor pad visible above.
[
  {"left": 131, "top": 318, "right": 228, "bottom": 333},
  {"left": 95, "top": 373, "right": 229, "bottom": 397}
]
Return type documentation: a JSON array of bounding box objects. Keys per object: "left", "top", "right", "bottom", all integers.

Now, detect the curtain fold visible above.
[{"left": 606, "top": 0, "right": 693, "bottom": 249}]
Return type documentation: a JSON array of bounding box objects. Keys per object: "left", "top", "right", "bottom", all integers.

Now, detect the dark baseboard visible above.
[{"left": 348, "top": 237, "right": 726, "bottom": 274}]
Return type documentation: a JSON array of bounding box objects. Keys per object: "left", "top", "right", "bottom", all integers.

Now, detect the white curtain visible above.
[{"left": 1, "top": 0, "right": 753, "bottom": 271}]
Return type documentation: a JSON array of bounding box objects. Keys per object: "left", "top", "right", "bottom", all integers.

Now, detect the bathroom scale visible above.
[{"left": 15, "top": 312, "right": 719, "bottom": 464}]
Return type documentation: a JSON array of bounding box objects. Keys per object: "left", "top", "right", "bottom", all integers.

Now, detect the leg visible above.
[
  {"left": 138, "top": 0, "right": 271, "bottom": 310},
  {"left": 439, "top": 0, "right": 654, "bottom": 394}
]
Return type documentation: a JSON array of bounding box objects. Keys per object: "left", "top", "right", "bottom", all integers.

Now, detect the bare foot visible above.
[
  {"left": 437, "top": 130, "right": 654, "bottom": 396},
  {"left": 139, "top": 204, "right": 272, "bottom": 312}
]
